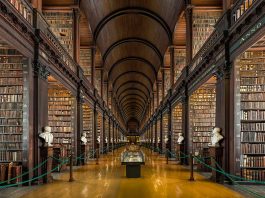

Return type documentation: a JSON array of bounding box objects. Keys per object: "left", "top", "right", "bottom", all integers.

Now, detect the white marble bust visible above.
[
  {"left": 158, "top": 137, "right": 161, "bottom": 143},
  {"left": 210, "top": 127, "right": 223, "bottom": 147},
  {"left": 81, "top": 132, "right": 87, "bottom": 145},
  {"left": 164, "top": 135, "right": 168, "bottom": 144},
  {"left": 177, "top": 133, "right": 184, "bottom": 144},
  {"left": 97, "top": 136, "right": 101, "bottom": 143},
  {"left": 39, "top": 126, "right": 53, "bottom": 147},
  {"left": 105, "top": 137, "right": 108, "bottom": 143}
]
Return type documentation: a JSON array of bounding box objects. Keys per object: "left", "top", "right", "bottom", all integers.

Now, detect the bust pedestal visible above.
[
  {"left": 176, "top": 144, "right": 184, "bottom": 164},
  {"left": 209, "top": 146, "right": 223, "bottom": 183},
  {"left": 80, "top": 145, "right": 86, "bottom": 165},
  {"left": 40, "top": 146, "right": 53, "bottom": 183}
]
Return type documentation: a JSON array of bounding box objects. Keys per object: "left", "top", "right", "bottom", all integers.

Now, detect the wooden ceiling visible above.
[
  {"left": 42, "top": 0, "right": 224, "bottom": 131},
  {"left": 81, "top": 0, "right": 185, "bottom": 125}
]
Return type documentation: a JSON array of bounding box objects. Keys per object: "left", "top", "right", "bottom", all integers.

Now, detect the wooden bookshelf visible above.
[
  {"left": 80, "top": 47, "right": 92, "bottom": 81},
  {"left": 189, "top": 79, "right": 216, "bottom": 154},
  {"left": 174, "top": 48, "right": 186, "bottom": 84},
  {"left": 82, "top": 104, "right": 93, "bottom": 152},
  {"left": 0, "top": 43, "right": 24, "bottom": 164},
  {"left": 43, "top": 11, "right": 74, "bottom": 57},
  {"left": 48, "top": 77, "right": 74, "bottom": 157},
  {"left": 237, "top": 50, "right": 265, "bottom": 181},
  {"left": 172, "top": 103, "right": 182, "bottom": 151},
  {"left": 192, "top": 10, "right": 222, "bottom": 57},
  {"left": 162, "top": 113, "right": 168, "bottom": 153}
]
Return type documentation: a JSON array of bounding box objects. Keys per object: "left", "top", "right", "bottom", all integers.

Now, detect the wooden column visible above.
[
  {"left": 91, "top": 47, "right": 96, "bottom": 86},
  {"left": 185, "top": 1, "right": 193, "bottom": 64},
  {"left": 32, "top": 29, "right": 49, "bottom": 183},
  {"left": 93, "top": 102, "right": 98, "bottom": 156},
  {"left": 102, "top": 112, "right": 106, "bottom": 153},
  {"left": 160, "top": 112, "right": 163, "bottom": 153},
  {"left": 108, "top": 117, "right": 111, "bottom": 151},
  {"left": 162, "top": 69, "right": 165, "bottom": 98},
  {"left": 75, "top": 83, "right": 83, "bottom": 165},
  {"left": 73, "top": 8, "right": 80, "bottom": 64},
  {"left": 167, "top": 103, "right": 172, "bottom": 156},
  {"left": 170, "top": 47, "right": 175, "bottom": 87},
  {"left": 182, "top": 94, "right": 190, "bottom": 165}
]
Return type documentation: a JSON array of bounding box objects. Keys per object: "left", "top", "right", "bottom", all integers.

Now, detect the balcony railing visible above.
[
  {"left": 7, "top": 0, "right": 33, "bottom": 25},
  {"left": 231, "top": 0, "right": 258, "bottom": 26}
]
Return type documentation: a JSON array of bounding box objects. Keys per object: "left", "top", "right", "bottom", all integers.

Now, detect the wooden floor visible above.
[{"left": 21, "top": 148, "right": 244, "bottom": 198}]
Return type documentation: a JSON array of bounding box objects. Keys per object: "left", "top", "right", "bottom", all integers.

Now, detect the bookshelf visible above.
[
  {"left": 97, "top": 114, "right": 102, "bottom": 149},
  {"left": 48, "top": 77, "right": 74, "bottom": 157},
  {"left": 104, "top": 117, "right": 109, "bottom": 147},
  {"left": 82, "top": 104, "right": 93, "bottom": 152},
  {"left": 189, "top": 79, "right": 216, "bottom": 154},
  {"left": 157, "top": 118, "right": 161, "bottom": 150},
  {"left": 43, "top": 11, "right": 73, "bottom": 57},
  {"left": 172, "top": 103, "right": 182, "bottom": 150},
  {"left": 0, "top": 42, "right": 24, "bottom": 164},
  {"left": 164, "top": 69, "right": 171, "bottom": 96},
  {"left": 80, "top": 48, "right": 92, "bottom": 81},
  {"left": 237, "top": 50, "right": 265, "bottom": 181},
  {"left": 192, "top": 10, "right": 222, "bottom": 57},
  {"left": 162, "top": 113, "right": 168, "bottom": 153},
  {"left": 174, "top": 49, "right": 186, "bottom": 83},
  {"left": 95, "top": 69, "right": 101, "bottom": 96}
]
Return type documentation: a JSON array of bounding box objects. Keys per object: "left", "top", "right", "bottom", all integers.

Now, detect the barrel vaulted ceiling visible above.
[{"left": 81, "top": 0, "right": 185, "bottom": 127}]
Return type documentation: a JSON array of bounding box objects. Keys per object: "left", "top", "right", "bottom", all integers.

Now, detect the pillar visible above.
[
  {"left": 93, "top": 102, "right": 98, "bottom": 156},
  {"left": 73, "top": 8, "right": 80, "bottom": 64},
  {"left": 170, "top": 46, "right": 175, "bottom": 86}
]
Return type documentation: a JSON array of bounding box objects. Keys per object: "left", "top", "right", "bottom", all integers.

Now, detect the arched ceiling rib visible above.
[{"left": 81, "top": 0, "right": 184, "bottom": 131}]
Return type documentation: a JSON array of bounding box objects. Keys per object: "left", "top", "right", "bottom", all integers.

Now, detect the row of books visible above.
[
  {"left": 0, "top": 111, "right": 22, "bottom": 118},
  {"left": 241, "top": 169, "right": 265, "bottom": 181},
  {"left": 241, "top": 132, "right": 265, "bottom": 142},
  {"left": 241, "top": 155, "right": 265, "bottom": 167},
  {"left": 241, "top": 77, "right": 265, "bottom": 85},
  {"left": 193, "top": 137, "right": 211, "bottom": 142},
  {"left": 241, "top": 110, "right": 265, "bottom": 120},
  {"left": 241, "top": 101, "right": 265, "bottom": 109},
  {"left": 0, "top": 126, "right": 22, "bottom": 134},
  {"left": 241, "top": 93, "right": 265, "bottom": 101},
  {"left": 174, "top": 49, "right": 186, "bottom": 83},
  {"left": 192, "top": 122, "right": 215, "bottom": 127},
  {"left": 50, "top": 126, "right": 72, "bottom": 133},
  {"left": 0, "top": 78, "right": 22, "bottom": 85},
  {"left": 241, "top": 51, "right": 265, "bottom": 58},
  {"left": 0, "top": 63, "right": 22, "bottom": 70},
  {"left": 0, "top": 103, "right": 23, "bottom": 110},
  {"left": 48, "top": 98, "right": 74, "bottom": 102},
  {"left": 241, "top": 123, "right": 265, "bottom": 131},
  {"left": 0, "top": 151, "right": 22, "bottom": 162},
  {"left": 241, "top": 143, "right": 265, "bottom": 154},
  {"left": 0, "top": 95, "right": 23, "bottom": 103},
  {"left": 0, "top": 143, "right": 22, "bottom": 149},
  {"left": 0, "top": 135, "right": 22, "bottom": 142},
  {"left": 0, "top": 119, "right": 22, "bottom": 125},
  {"left": 0, "top": 86, "right": 23, "bottom": 94}
]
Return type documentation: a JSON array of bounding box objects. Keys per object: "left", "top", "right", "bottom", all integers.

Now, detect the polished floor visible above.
[{"left": 18, "top": 148, "right": 244, "bottom": 198}]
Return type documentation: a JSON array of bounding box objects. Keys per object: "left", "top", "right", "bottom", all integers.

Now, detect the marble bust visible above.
[
  {"left": 164, "top": 135, "right": 168, "bottom": 144},
  {"left": 97, "top": 136, "right": 101, "bottom": 143},
  {"left": 158, "top": 137, "right": 161, "bottom": 143},
  {"left": 39, "top": 126, "right": 53, "bottom": 147},
  {"left": 105, "top": 137, "right": 108, "bottom": 143},
  {"left": 177, "top": 133, "right": 184, "bottom": 144},
  {"left": 210, "top": 127, "right": 223, "bottom": 147},
  {"left": 81, "top": 133, "right": 87, "bottom": 145}
]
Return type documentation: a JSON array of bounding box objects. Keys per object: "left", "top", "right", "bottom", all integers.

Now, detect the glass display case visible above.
[
  {"left": 121, "top": 151, "right": 145, "bottom": 164},
  {"left": 121, "top": 150, "right": 145, "bottom": 178}
]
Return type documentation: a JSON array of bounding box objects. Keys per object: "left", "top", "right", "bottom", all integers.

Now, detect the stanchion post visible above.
[
  {"left": 96, "top": 149, "right": 99, "bottom": 165},
  {"left": 189, "top": 153, "right": 195, "bottom": 181},
  {"left": 69, "top": 152, "right": 74, "bottom": 182},
  {"left": 166, "top": 150, "right": 169, "bottom": 164}
]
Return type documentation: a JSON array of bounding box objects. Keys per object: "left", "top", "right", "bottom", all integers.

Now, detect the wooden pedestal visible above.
[
  {"left": 209, "top": 146, "right": 223, "bottom": 183},
  {"left": 80, "top": 145, "right": 86, "bottom": 165},
  {"left": 176, "top": 144, "right": 184, "bottom": 164},
  {"left": 197, "top": 147, "right": 211, "bottom": 172},
  {"left": 40, "top": 146, "right": 53, "bottom": 183}
]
